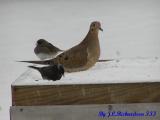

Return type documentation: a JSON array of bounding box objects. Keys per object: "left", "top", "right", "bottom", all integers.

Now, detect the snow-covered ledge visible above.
[
  {"left": 12, "top": 57, "right": 160, "bottom": 86},
  {"left": 11, "top": 57, "right": 160, "bottom": 106}
]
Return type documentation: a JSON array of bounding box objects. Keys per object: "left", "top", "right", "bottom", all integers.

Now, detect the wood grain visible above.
[{"left": 12, "top": 82, "right": 160, "bottom": 106}]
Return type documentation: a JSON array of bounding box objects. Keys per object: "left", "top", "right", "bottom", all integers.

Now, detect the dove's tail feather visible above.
[
  {"left": 18, "top": 59, "right": 113, "bottom": 64},
  {"left": 28, "top": 66, "right": 40, "bottom": 71},
  {"left": 18, "top": 59, "right": 54, "bottom": 65},
  {"left": 97, "top": 59, "right": 114, "bottom": 62}
]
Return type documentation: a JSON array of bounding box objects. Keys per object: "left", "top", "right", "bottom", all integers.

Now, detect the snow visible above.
[
  {"left": 12, "top": 58, "right": 160, "bottom": 86},
  {"left": 0, "top": 0, "right": 160, "bottom": 119}
]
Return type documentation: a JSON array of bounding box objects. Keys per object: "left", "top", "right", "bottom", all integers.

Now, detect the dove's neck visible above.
[{"left": 81, "top": 30, "right": 99, "bottom": 45}]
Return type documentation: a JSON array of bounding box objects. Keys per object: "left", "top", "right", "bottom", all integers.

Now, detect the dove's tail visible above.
[
  {"left": 18, "top": 59, "right": 54, "bottom": 65},
  {"left": 97, "top": 59, "right": 114, "bottom": 62},
  {"left": 28, "top": 66, "right": 40, "bottom": 71}
]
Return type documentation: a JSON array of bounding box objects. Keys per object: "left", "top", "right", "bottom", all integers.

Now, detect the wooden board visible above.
[
  {"left": 12, "top": 82, "right": 160, "bottom": 106},
  {"left": 10, "top": 103, "right": 160, "bottom": 120}
]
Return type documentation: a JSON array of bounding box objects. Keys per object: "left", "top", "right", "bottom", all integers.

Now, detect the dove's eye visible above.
[{"left": 93, "top": 24, "right": 95, "bottom": 27}]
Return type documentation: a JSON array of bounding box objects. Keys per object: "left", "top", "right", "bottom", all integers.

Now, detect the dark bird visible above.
[
  {"left": 20, "top": 21, "right": 103, "bottom": 72},
  {"left": 28, "top": 64, "right": 64, "bottom": 81},
  {"left": 34, "top": 39, "right": 63, "bottom": 60}
]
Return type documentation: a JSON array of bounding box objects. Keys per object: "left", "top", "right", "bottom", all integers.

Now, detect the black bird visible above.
[{"left": 28, "top": 64, "right": 64, "bottom": 81}]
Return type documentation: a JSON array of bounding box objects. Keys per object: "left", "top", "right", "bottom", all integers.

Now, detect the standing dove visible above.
[
  {"left": 20, "top": 21, "right": 103, "bottom": 72},
  {"left": 34, "top": 39, "right": 63, "bottom": 60}
]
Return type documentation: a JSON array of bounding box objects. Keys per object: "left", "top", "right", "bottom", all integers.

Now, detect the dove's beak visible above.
[{"left": 99, "top": 27, "right": 103, "bottom": 31}]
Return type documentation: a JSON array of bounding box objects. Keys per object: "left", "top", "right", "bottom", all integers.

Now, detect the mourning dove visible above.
[
  {"left": 28, "top": 64, "right": 64, "bottom": 81},
  {"left": 34, "top": 39, "right": 63, "bottom": 60},
  {"left": 20, "top": 21, "right": 103, "bottom": 72},
  {"left": 35, "top": 39, "right": 110, "bottom": 62}
]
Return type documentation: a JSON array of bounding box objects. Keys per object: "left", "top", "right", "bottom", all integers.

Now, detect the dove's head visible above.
[
  {"left": 90, "top": 21, "right": 103, "bottom": 32},
  {"left": 37, "top": 39, "right": 48, "bottom": 46}
]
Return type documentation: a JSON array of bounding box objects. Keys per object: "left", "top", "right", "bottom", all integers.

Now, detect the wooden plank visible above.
[
  {"left": 10, "top": 103, "right": 160, "bottom": 120},
  {"left": 12, "top": 82, "right": 160, "bottom": 106}
]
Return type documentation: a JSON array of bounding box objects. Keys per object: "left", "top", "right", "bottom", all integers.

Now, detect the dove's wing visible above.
[{"left": 55, "top": 44, "right": 88, "bottom": 69}]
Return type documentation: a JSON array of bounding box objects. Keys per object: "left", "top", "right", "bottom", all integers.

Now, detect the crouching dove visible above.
[
  {"left": 34, "top": 39, "right": 112, "bottom": 62},
  {"left": 19, "top": 21, "right": 103, "bottom": 72}
]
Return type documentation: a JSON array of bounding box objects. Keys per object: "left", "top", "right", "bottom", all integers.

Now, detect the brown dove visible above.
[
  {"left": 20, "top": 21, "right": 103, "bottom": 72},
  {"left": 34, "top": 39, "right": 63, "bottom": 60},
  {"left": 35, "top": 39, "right": 111, "bottom": 62}
]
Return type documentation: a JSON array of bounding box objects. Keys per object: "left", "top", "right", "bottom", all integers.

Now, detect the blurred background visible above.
[{"left": 0, "top": 0, "right": 160, "bottom": 119}]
